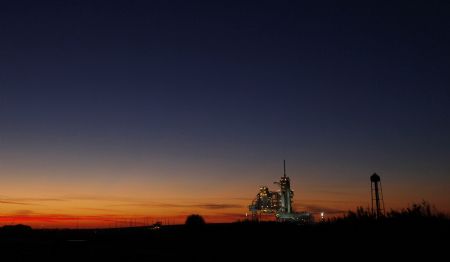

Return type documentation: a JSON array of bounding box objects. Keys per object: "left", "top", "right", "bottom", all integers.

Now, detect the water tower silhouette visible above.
[{"left": 370, "top": 173, "right": 385, "bottom": 218}]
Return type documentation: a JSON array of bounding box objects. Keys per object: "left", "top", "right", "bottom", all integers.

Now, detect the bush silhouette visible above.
[
  {"left": 185, "top": 214, "right": 205, "bottom": 227},
  {"left": 0, "top": 224, "right": 32, "bottom": 235}
]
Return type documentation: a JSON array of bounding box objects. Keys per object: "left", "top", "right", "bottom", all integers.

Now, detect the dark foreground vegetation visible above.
[{"left": 0, "top": 203, "right": 448, "bottom": 262}]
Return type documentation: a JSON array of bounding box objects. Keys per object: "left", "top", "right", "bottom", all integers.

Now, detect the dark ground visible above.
[{"left": 0, "top": 218, "right": 449, "bottom": 262}]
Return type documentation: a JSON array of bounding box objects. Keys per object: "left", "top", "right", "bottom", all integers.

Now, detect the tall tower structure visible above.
[
  {"left": 249, "top": 160, "right": 312, "bottom": 223},
  {"left": 278, "top": 160, "right": 293, "bottom": 214},
  {"left": 370, "top": 173, "right": 385, "bottom": 218}
]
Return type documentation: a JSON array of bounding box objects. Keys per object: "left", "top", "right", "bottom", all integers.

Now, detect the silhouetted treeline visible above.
[
  {"left": 335, "top": 201, "right": 448, "bottom": 224},
  {"left": 0, "top": 203, "right": 448, "bottom": 262}
]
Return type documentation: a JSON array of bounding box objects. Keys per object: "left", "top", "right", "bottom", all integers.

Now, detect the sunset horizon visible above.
[
  {"left": 1, "top": 160, "right": 448, "bottom": 228},
  {"left": 1, "top": 0, "right": 449, "bottom": 230}
]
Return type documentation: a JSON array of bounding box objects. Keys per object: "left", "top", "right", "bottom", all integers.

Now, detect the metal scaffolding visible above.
[{"left": 248, "top": 161, "right": 312, "bottom": 223}]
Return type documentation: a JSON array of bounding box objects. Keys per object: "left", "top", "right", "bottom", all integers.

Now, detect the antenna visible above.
[{"left": 283, "top": 160, "right": 286, "bottom": 177}]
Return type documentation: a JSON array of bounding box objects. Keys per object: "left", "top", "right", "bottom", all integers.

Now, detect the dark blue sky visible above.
[{"left": 0, "top": 0, "right": 449, "bottom": 219}]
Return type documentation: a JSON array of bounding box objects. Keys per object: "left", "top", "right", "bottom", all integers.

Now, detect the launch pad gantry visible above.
[{"left": 248, "top": 161, "right": 312, "bottom": 223}]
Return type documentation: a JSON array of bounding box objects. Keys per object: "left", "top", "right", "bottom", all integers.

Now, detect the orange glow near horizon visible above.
[
  {"left": 0, "top": 214, "right": 244, "bottom": 228},
  {"left": 1, "top": 188, "right": 448, "bottom": 228},
  {"left": 1, "top": 163, "right": 449, "bottom": 229}
]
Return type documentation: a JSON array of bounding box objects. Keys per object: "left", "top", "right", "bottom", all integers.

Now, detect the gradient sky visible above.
[{"left": 1, "top": 0, "right": 449, "bottom": 228}]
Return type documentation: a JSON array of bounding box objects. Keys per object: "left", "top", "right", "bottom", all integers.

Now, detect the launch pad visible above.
[{"left": 248, "top": 161, "right": 313, "bottom": 223}]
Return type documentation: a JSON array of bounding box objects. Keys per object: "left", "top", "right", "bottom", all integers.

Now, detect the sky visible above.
[{"left": 0, "top": 0, "right": 449, "bottom": 228}]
